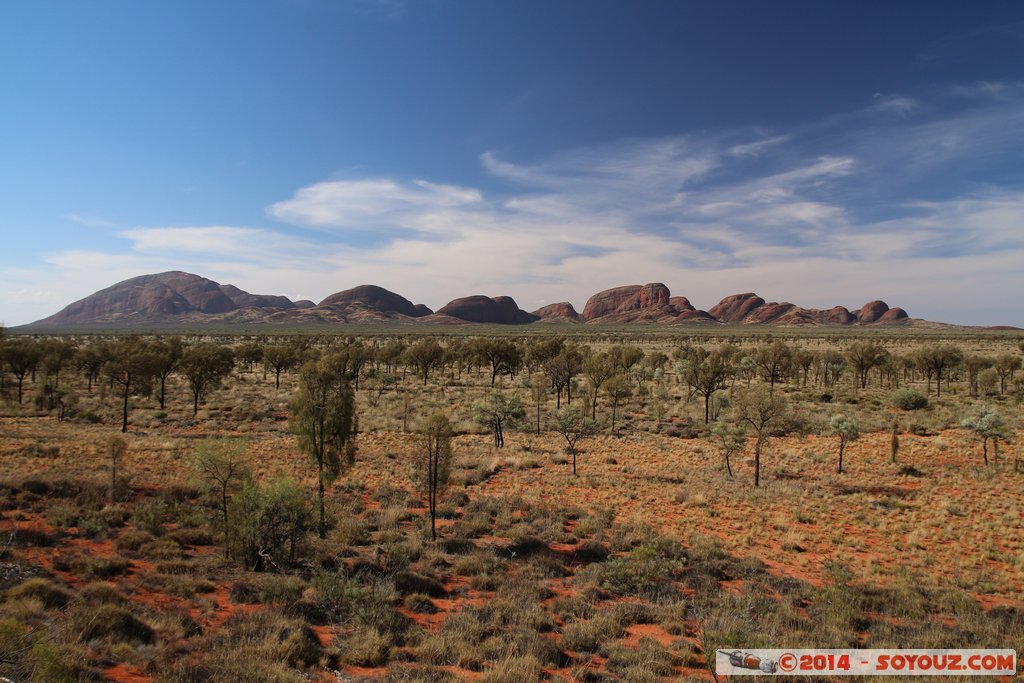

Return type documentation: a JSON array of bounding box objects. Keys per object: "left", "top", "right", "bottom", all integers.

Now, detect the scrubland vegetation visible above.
[{"left": 0, "top": 325, "right": 1022, "bottom": 681}]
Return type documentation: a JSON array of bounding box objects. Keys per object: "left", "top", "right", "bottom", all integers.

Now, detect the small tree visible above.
[
  {"left": 552, "top": 405, "right": 597, "bottom": 476},
  {"left": 107, "top": 435, "right": 128, "bottom": 504},
  {"left": 229, "top": 477, "right": 313, "bottom": 571},
  {"left": 604, "top": 374, "right": 632, "bottom": 435},
  {"left": 179, "top": 343, "right": 236, "bottom": 415},
  {"left": 194, "top": 438, "right": 250, "bottom": 556},
  {"left": 582, "top": 352, "right": 616, "bottom": 420},
  {"left": 404, "top": 338, "right": 445, "bottom": 385},
  {"left": 74, "top": 343, "right": 109, "bottom": 393},
  {"left": 709, "top": 422, "right": 746, "bottom": 477},
  {"left": 960, "top": 404, "right": 1006, "bottom": 465},
  {"left": 754, "top": 341, "right": 792, "bottom": 395},
  {"left": 417, "top": 413, "right": 453, "bottom": 541},
  {"left": 105, "top": 337, "right": 161, "bottom": 432},
  {"left": 828, "top": 414, "right": 860, "bottom": 474},
  {"left": 291, "top": 356, "right": 358, "bottom": 538},
  {"left": 262, "top": 344, "right": 300, "bottom": 389},
  {"left": 682, "top": 348, "right": 732, "bottom": 423},
  {"left": 473, "top": 391, "right": 525, "bottom": 448},
  {"left": 3, "top": 338, "right": 42, "bottom": 404},
  {"left": 848, "top": 341, "right": 889, "bottom": 390},
  {"left": 732, "top": 386, "right": 792, "bottom": 487},
  {"left": 152, "top": 337, "right": 184, "bottom": 409},
  {"left": 529, "top": 373, "right": 547, "bottom": 434}
]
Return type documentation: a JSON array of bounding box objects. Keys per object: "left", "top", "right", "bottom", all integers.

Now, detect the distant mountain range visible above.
[{"left": 23, "top": 270, "right": 936, "bottom": 330}]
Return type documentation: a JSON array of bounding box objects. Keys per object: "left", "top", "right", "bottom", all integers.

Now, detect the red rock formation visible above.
[
  {"left": 219, "top": 284, "right": 296, "bottom": 310},
  {"left": 437, "top": 295, "right": 538, "bottom": 324},
  {"left": 825, "top": 306, "right": 856, "bottom": 324},
  {"left": 669, "top": 296, "right": 696, "bottom": 312},
  {"left": 747, "top": 302, "right": 796, "bottom": 323},
  {"left": 319, "top": 285, "right": 431, "bottom": 318},
  {"left": 708, "top": 293, "right": 766, "bottom": 322},
  {"left": 857, "top": 300, "right": 890, "bottom": 323},
  {"left": 532, "top": 302, "right": 580, "bottom": 320},
  {"left": 581, "top": 283, "right": 672, "bottom": 321},
  {"left": 879, "top": 307, "right": 909, "bottom": 322}
]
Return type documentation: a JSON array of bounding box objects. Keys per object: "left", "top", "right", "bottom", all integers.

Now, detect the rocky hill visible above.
[{"left": 26, "top": 271, "right": 925, "bottom": 329}]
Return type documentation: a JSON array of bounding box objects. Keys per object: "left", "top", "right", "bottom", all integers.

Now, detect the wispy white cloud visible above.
[{"left": 872, "top": 93, "right": 919, "bottom": 115}]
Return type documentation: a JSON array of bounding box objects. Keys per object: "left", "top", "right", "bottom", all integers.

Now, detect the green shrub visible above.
[
  {"left": 890, "top": 389, "right": 928, "bottom": 411},
  {"left": 229, "top": 477, "right": 314, "bottom": 571},
  {"left": 132, "top": 499, "right": 170, "bottom": 536}
]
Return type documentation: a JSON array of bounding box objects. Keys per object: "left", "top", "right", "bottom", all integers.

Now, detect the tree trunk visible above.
[
  {"left": 318, "top": 461, "right": 326, "bottom": 539},
  {"left": 837, "top": 440, "right": 845, "bottom": 474},
  {"left": 222, "top": 482, "right": 231, "bottom": 558},
  {"left": 571, "top": 448, "right": 577, "bottom": 476},
  {"left": 121, "top": 382, "right": 130, "bottom": 433},
  {"left": 754, "top": 440, "right": 762, "bottom": 487}
]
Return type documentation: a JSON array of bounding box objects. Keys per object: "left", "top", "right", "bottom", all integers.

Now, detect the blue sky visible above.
[{"left": 2, "top": 1, "right": 1024, "bottom": 326}]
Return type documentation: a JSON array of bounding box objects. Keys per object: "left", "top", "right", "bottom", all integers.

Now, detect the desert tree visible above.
[
  {"left": 529, "top": 373, "right": 547, "bottom": 434},
  {"left": 754, "top": 341, "right": 792, "bottom": 395},
  {"left": 819, "top": 350, "right": 846, "bottom": 388},
  {"left": 105, "top": 337, "right": 162, "bottom": 432},
  {"left": 582, "top": 352, "right": 616, "bottom": 419},
  {"left": 960, "top": 404, "right": 1007, "bottom": 466},
  {"left": 474, "top": 338, "right": 523, "bottom": 386},
  {"left": 416, "top": 412, "right": 454, "bottom": 540},
  {"left": 3, "top": 338, "right": 42, "bottom": 404},
  {"left": 731, "top": 385, "right": 793, "bottom": 487},
  {"left": 828, "top": 414, "right": 860, "bottom": 474},
  {"left": 681, "top": 347, "right": 733, "bottom": 423},
  {"left": 604, "top": 374, "right": 632, "bottom": 434},
  {"left": 709, "top": 422, "right": 746, "bottom": 478},
  {"left": 194, "top": 438, "right": 250, "bottom": 555},
  {"left": 230, "top": 477, "right": 314, "bottom": 571},
  {"left": 608, "top": 344, "right": 644, "bottom": 377},
  {"left": 993, "top": 353, "right": 1022, "bottom": 395},
  {"left": 473, "top": 390, "right": 525, "bottom": 448},
  {"left": 791, "top": 348, "right": 815, "bottom": 386},
  {"left": 290, "top": 354, "right": 358, "bottom": 538},
  {"left": 39, "top": 338, "right": 77, "bottom": 385},
  {"left": 377, "top": 339, "right": 407, "bottom": 375},
  {"left": 180, "top": 342, "right": 236, "bottom": 415},
  {"left": 736, "top": 354, "right": 757, "bottom": 387},
  {"left": 525, "top": 336, "right": 565, "bottom": 372},
  {"left": 107, "top": 435, "right": 128, "bottom": 504},
  {"left": 543, "top": 345, "right": 584, "bottom": 407},
  {"left": 262, "top": 343, "right": 301, "bottom": 389},
  {"left": 977, "top": 367, "right": 999, "bottom": 397},
  {"left": 963, "top": 354, "right": 993, "bottom": 398},
  {"left": 404, "top": 338, "right": 445, "bottom": 386},
  {"left": 236, "top": 340, "right": 265, "bottom": 373},
  {"left": 847, "top": 341, "right": 889, "bottom": 390},
  {"left": 913, "top": 345, "right": 961, "bottom": 397},
  {"left": 152, "top": 336, "right": 184, "bottom": 410},
  {"left": 74, "top": 342, "right": 109, "bottom": 393},
  {"left": 552, "top": 405, "right": 597, "bottom": 476}
]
